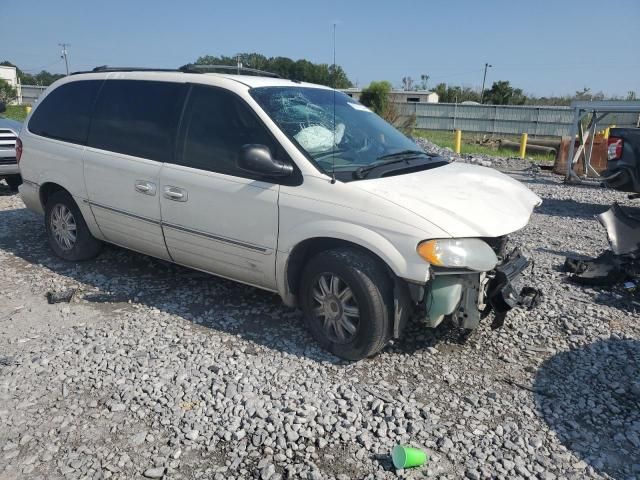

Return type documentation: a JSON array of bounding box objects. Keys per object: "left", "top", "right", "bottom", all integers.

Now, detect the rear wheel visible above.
[
  {"left": 4, "top": 175, "right": 21, "bottom": 191},
  {"left": 45, "top": 190, "right": 102, "bottom": 261},
  {"left": 300, "top": 248, "right": 393, "bottom": 360}
]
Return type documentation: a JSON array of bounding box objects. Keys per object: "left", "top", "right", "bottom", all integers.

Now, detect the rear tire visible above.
[
  {"left": 5, "top": 175, "right": 21, "bottom": 191},
  {"left": 300, "top": 248, "right": 393, "bottom": 360},
  {"left": 44, "top": 190, "right": 102, "bottom": 261}
]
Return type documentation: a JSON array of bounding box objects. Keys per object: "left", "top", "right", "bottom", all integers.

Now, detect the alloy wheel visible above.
[
  {"left": 50, "top": 204, "right": 77, "bottom": 251},
  {"left": 311, "top": 274, "right": 360, "bottom": 344}
]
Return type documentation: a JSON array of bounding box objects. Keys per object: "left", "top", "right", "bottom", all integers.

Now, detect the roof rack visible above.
[
  {"left": 70, "top": 64, "right": 282, "bottom": 79},
  {"left": 70, "top": 65, "right": 199, "bottom": 75},
  {"left": 180, "top": 64, "right": 282, "bottom": 78}
]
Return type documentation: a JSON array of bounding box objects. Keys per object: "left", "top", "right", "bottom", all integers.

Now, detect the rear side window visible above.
[
  {"left": 177, "top": 85, "right": 279, "bottom": 177},
  {"left": 28, "top": 80, "right": 102, "bottom": 144},
  {"left": 88, "top": 80, "right": 185, "bottom": 162}
]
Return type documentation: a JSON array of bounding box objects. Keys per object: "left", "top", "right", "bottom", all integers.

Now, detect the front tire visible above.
[
  {"left": 45, "top": 190, "right": 102, "bottom": 261},
  {"left": 300, "top": 248, "right": 393, "bottom": 360}
]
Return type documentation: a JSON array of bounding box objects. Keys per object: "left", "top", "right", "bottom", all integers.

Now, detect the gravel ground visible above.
[{"left": 1, "top": 151, "right": 639, "bottom": 480}]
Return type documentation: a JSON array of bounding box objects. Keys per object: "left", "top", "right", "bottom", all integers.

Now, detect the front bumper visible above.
[{"left": 421, "top": 247, "right": 541, "bottom": 329}]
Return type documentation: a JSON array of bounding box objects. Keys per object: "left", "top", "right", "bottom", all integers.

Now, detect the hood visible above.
[{"left": 353, "top": 162, "right": 541, "bottom": 238}]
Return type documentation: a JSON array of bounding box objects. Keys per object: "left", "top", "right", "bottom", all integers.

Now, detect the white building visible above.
[
  {"left": 0, "top": 65, "right": 22, "bottom": 104},
  {"left": 343, "top": 88, "right": 439, "bottom": 104}
]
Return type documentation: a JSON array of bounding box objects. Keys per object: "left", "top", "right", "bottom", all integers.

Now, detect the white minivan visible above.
[{"left": 18, "top": 66, "right": 541, "bottom": 360}]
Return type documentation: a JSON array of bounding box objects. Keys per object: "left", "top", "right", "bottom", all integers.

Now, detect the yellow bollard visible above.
[
  {"left": 604, "top": 125, "right": 615, "bottom": 139},
  {"left": 519, "top": 133, "right": 528, "bottom": 159},
  {"left": 454, "top": 129, "right": 461, "bottom": 154},
  {"left": 25, "top": 105, "right": 32, "bottom": 114}
]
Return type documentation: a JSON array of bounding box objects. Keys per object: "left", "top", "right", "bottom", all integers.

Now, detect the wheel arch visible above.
[
  {"left": 38, "top": 181, "right": 104, "bottom": 241},
  {"left": 39, "top": 182, "right": 70, "bottom": 209},
  {"left": 284, "top": 236, "right": 396, "bottom": 298}
]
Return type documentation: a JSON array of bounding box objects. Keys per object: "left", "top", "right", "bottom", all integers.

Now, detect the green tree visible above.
[
  {"left": 359, "top": 81, "right": 392, "bottom": 115},
  {"left": 1, "top": 61, "right": 64, "bottom": 86},
  {"left": 193, "top": 53, "right": 352, "bottom": 88},
  {"left": 0, "top": 79, "right": 17, "bottom": 103},
  {"left": 483, "top": 80, "right": 527, "bottom": 105},
  {"left": 419, "top": 74, "right": 430, "bottom": 90},
  {"left": 433, "top": 82, "right": 481, "bottom": 103}
]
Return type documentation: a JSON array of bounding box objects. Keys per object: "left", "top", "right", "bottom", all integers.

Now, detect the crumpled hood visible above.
[{"left": 354, "top": 162, "right": 541, "bottom": 238}]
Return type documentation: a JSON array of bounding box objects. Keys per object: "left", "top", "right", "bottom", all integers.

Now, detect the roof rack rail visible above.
[
  {"left": 70, "top": 64, "right": 282, "bottom": 79},
  {"left": 180, "top": 64, "right": 282, "bottom": 78},
  {"left": 70, "top": 65, "right": 201, "bottom": 75}
]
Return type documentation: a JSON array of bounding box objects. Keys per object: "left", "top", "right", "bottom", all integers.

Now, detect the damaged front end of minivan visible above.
[{"left": 404, "top": 236, "right": 542, "bottom": 333}]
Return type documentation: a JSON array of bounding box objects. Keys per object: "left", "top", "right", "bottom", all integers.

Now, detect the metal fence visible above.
[{"left": 399, "top": 102, "right": 639, "bottom": 137}]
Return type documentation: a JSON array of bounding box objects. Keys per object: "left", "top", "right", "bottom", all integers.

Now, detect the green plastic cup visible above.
[{"left": 391, "top": 444, "right": 428, "bottom": 469}]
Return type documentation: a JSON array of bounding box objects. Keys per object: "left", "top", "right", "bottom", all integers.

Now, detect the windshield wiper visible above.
[
  {"left": 352, "top": 150, "right": 429, "bottom": 179},
  {"left": 376, "top": 149, "right": 429, "bottom": 161},
  {"left": 314, "top": 148, "right": 350, "bottom": 160}
]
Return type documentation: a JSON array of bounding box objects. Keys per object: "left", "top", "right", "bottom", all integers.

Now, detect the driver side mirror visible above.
[
  {"left": 0, "top": 102, "right": 5, "bottom": 114},
  {"left": 238, "top": 144, "right": 294, "bottom": 177}
]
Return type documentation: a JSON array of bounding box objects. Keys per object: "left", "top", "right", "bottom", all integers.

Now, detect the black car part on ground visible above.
[
  {"left": 564, "top": 202, "right": 640, "bottom": 287},
  {"left": 564, "top": 251, "right": 630, "bottom": 287},
  {"left": 484, "top": 247, "right": 543, "bottom": 329}
]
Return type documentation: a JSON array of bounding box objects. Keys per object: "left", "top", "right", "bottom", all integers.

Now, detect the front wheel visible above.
[
  {"left": 44, "top": 190, "right": 102, "bottom": 261},
  {"left": 300, "top": 248, "right": 393, "bottom": 360}
]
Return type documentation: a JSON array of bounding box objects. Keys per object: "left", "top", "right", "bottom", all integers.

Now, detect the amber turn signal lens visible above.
[{"left": 416, "top": 240, "right": 443, "bottom": 266}]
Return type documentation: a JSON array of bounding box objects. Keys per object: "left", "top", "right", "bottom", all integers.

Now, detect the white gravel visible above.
[{"left": 1, "top": 151, "right": 639, "bottom": 480}]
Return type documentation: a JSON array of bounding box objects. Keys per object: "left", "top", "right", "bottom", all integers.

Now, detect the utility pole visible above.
[
  {"left": 59, "top": 43, "right": 70, "bottom": 75},
  {"left": 480, "top": 62, "right": 492, "bottom": 104},
  {"left": 236, "top": 54, "right": 242, "bottom": 75}
]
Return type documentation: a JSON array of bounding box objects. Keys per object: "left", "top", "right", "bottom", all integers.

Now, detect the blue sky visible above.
[{"left": 2, "top": 0, "right": 638, "bottom": 97}]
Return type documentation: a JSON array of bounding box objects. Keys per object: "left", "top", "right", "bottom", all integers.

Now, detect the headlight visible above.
[{"left": 417, "top": 238, "right": 498, "bottom": 272}]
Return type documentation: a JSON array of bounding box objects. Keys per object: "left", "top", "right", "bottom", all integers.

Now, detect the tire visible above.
[
  {"left": 300, "top": 248, "right": 393, "bottom": 360},
  {"left": 5, "top": 175, "right": 21, "bottom": 191},
  {"left": 44, "top": 190, "right": 102, "bottom": 261}
]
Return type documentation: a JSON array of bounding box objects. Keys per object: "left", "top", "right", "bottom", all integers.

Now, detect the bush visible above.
[
  {"left": 359, "top": 81, "right": 392, "bottom": 116},
  {"left": 360, "top": 81, "right": 415, "bottom": 135},
  {"left": 0, "top": 79, "right": 17, "bottom": 103}
]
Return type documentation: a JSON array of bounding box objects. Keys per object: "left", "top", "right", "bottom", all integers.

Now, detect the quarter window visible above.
[
  {"left": 178, "top": 85, "right": 279, "bottom": 177},
  {"left": 28, "top": 80, "right": 102, "bottom": 144},
  {"left": 88, "top": 80, "right": 185, "bottom": 162}
]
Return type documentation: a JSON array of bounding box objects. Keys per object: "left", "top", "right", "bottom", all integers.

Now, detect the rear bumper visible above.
[
  {"left": 421, "top": 247, "right": 541, "bottom": 329},
  {"left": 18, "top": 180, "right": 43, "bottom": 214}
]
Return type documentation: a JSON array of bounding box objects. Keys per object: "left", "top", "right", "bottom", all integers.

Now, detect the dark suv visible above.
[{"left": 602, "top": 127, "right": 640, "bottom": 193}]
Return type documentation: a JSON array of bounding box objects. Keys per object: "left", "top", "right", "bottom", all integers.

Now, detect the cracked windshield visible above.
[{"left": 251, "top": 86, "right": 425, "bottom": 173}]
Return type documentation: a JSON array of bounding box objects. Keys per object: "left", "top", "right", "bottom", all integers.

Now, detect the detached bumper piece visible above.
[
  {"left": 484, "top": 247, "right": 542, "bottom": 329},
  {"left": 564, "top": 203, "right": 640, "bottom": 290}
]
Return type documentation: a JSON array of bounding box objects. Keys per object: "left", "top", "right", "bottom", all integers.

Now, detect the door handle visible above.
[
  {"left": 135, "top": 180, "right": 157, "bottom": 196},
  {"left": 163, "top": 186, "right": 188, "bottom": 202}
]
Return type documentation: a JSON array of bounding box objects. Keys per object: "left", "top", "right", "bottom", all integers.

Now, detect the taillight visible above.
[
  {"left": 15, "top": 138, "right": 23, "bottom": 164},
  {"left": 607, "top": 136, "right": 623, "bottom": 161}
]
